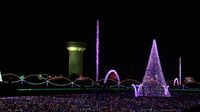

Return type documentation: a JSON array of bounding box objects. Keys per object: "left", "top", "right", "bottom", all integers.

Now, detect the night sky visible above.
[{"left": 0, "top": 2, "right": 200, "bottom": 81}]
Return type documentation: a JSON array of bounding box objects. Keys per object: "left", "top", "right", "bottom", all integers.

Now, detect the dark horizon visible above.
[{"left": 1, "top": 3, "right": 200, "bottom": 81}]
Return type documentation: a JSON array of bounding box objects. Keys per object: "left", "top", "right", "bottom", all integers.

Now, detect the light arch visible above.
[{"left": 104, "top": 69, "right": 120, "bottom": 86}]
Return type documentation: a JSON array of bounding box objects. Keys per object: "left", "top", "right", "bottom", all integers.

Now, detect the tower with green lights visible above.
[{"left": 67, "top": 41, "right": 86, "bottom": 79}]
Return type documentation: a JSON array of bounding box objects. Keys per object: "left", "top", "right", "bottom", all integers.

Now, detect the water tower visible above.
[{"left": 66, "top": 41, "right": 86, "bottom": 79}]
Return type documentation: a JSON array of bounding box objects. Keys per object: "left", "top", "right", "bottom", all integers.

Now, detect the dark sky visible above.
[{"left": 0, "top": 2, "right": 200, "bottom": 81}]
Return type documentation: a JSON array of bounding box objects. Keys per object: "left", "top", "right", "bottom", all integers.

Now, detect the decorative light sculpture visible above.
[
  {"left": 96, "top": 20, "right": 99, "bottom": 82},
  {"left": 0, "top": 71, "right": 2, "bottom": 82},
  {"left": 179, "top": 57, "right": 182, "bottom": 85},
  {"left": 138, "top": 39, "right": 171, "bottom": 97},
  {"left": 131, "top": 84, "right": 138, "bottom": 97},
  {"left": 104, "top": 69, "right": 120, "bottom": 86},
  {"left": 173, "top": 78, "right": 179, "bottom": 86}
]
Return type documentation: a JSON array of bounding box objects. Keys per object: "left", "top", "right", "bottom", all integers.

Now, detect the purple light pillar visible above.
[
  {"left": 179, "top": 57, "right": 181, "bottom": 85},
  {"left": 96, "top": 20, "right": 99, "bottom": 82}
]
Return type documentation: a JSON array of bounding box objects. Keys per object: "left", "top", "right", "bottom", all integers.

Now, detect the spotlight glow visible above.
[{"left": 67, "top": 47, "right": 86, "bottom": 51}]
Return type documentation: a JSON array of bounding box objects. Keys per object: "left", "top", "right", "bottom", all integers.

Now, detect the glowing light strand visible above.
[
  {"left": 0, "top": 71, "right": 2, "bottom": 82},
  {"left": 96, "top": 20, "right": 99, "bottom": 82},
  {"left": 104, "top": 69, "right": 120, "bottom": 86},
  {"left": 173, "top": 78, "right": 179, "bottom": 86},
  {"left": 131, "top": 84, "right": 138, "bottom": 97},
  {"left": 179, "top": 57, "right": 182, "bottom": 85}
]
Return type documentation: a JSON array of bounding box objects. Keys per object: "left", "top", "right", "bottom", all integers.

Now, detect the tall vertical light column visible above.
[
  {"left": 0, "top": 71, "right": 2, "bottom": 82},
  {"left": 179, "top": 57, "right": 181, "bottom": 85},
  {"left": 96, "top": 20, "right": 99, "bottom": 82},
  {"left": 67, "top": 41, "right": 86, "bottom": 79}
]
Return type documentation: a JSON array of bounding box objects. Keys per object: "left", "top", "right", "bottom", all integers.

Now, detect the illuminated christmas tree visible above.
[{"left": 138, "top": 39, "right": 170, "bottom": 97}]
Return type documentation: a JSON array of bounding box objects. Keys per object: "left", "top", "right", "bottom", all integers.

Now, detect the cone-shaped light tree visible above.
[{"left": 138, "top": 39, "right": 170, "bottom": 97}]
